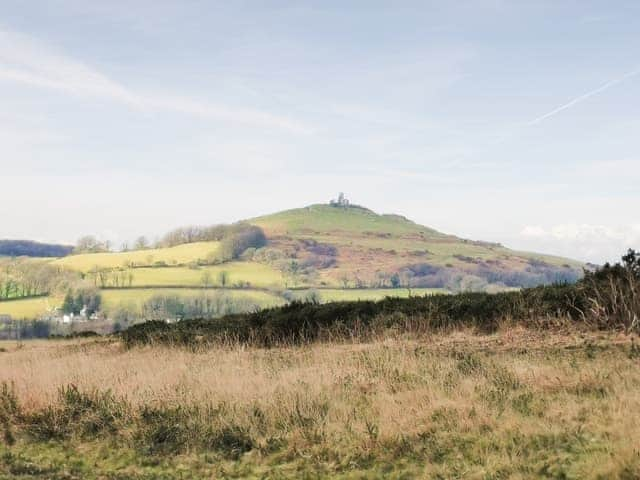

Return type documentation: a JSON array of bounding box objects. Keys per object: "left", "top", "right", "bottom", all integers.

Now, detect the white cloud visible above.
[
  {"left": 0, "top": 28, "right": 142, "bottom": 106},
  {"left": 520, "top": 225, "right": 547, "bottom": 237},
  {"left": 520, "top": 223, "right": 640, "bottom": 264},
  {"left": 0, "top": 27, "right": 310, "bottom": 133}
]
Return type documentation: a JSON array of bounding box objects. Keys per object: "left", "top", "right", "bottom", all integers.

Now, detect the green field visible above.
[
  {"left": 124, "top": 262, "right": 284, "bottom": 288},
  {"left": 251, "top": 204, "right": 583, "bottom": 285},
  {"left": 0, "top": 288, "right": 447, "bottom": 320},
  {"left": 100, "top": 288, "right": 285, "bottom": 314},
  {"left": 53, "top": 241, "right": 221, "bottom": 271},
  {"left": 0, "top": 297, "right": 59, "bottom": 319},
  {"left": 252, "top": 204, "right": 444, "bottom": 237},
  {"left": 293, "top": 287, "right": 445, "bottom": 302}
]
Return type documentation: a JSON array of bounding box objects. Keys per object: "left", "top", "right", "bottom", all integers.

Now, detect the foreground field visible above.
[{"left": 1, "top": 328, "right": 638, "bottom": 479}]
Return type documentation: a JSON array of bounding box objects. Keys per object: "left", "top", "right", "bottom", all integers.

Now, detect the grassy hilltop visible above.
[
  {"left": 0, "top": 202, "right": 582, "bottom": 322},
  {"left": 251, "top": 203, "right": 582, "bottom": 288}
]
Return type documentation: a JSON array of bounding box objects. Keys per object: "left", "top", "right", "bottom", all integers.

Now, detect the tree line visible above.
[
  {"left": 0, "top": 258, "right": 77, "bottom": 301},
  {"left": 72, "top": 223, "right": 267, "bottom": 257}
]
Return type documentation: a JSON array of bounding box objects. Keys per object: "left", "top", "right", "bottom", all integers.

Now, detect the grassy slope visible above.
[
  {"left": 0, "top": 297, "right": 60, "bottom": 319},
  {"left": 53, "top": 241, "right": 221, "bottom": 271},
  {"left": 251, "top": 204, "right": 582, "bottom": 288},
  {"left": 251, "top": 204, "right": 444, "bottom": 237},
  {"left": 251, "top": 204, "right": 580, "bottom": 266}
]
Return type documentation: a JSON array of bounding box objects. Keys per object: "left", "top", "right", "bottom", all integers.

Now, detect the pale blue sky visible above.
[{"left": 0, "top": 1, "right": 638, "bottom": 263}]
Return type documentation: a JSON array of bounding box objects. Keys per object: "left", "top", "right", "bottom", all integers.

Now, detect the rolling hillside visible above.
[
  {"left": 250, "top": 203, "right": 583, "bottom": 290},
  {"left": 0, "top": 201, "right": 583, "bottom": 321}
]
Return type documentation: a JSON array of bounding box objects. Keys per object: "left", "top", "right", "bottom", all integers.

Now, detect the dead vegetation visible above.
[{"left": 1, "top": 327, "right": 639, "bottom": 478}]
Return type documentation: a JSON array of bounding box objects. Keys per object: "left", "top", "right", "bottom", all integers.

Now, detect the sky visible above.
[{"left": 0, "top": 0, "right": 638, "bottom": 264}]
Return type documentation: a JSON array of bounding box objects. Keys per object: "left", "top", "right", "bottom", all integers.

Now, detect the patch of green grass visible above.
[
  {"left": 294, "top": 288, "right": 446, "bottom": 302},
  {"left": 251, "top": 204, "right": 443, "bottom": 237},
  {"left": 53, "top": 242, "right": 221, "bottom": 272},
  {"left": 251, "top": 204, "right": 582, "bottom": 286}
]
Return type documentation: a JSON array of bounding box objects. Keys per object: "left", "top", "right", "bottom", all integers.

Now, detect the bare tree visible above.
[
  {"left": 135, "top": 236, "right": 149, "bottom": 250},
  {"left": 218, "top": 270, "right": 229, "bottom": 288},
  {"left": 201, "top": 271, "right": 212, "bottom": 289},
  {"left": 75, "top": 236, "right": 106, "bottom": 253}
]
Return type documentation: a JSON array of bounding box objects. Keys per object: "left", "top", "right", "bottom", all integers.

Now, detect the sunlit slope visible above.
[
  {"left": 53, "top": 241, "right": 221, "bottom": 272},
  {"left": 252, "top": 204, "right": 443, "bottom": 237},
  {"left": 248, "top": 204, "right": 584, "bottom": 290},
  {"left": 251, "top": 204, "right": 582, "bottom": 268}
]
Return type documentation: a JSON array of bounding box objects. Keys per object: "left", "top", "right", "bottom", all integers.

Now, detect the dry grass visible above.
[{"left": 1, "top": 328, "right": 639, "bottom": 478}]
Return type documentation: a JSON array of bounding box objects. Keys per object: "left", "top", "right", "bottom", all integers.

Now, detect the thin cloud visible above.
[
  {"left": 527, "top": 68, "right": 639, "bottom": 126},
  {"left": 0, "top": 27, "right": 311, "bottom": 134},
  {"left": 520, "top": 223, "right": 640, "bottom": 263}
]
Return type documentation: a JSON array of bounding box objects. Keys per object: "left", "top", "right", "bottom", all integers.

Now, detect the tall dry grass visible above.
[{"left": 1, "top": 328, "right": 639, "bottom": 477}]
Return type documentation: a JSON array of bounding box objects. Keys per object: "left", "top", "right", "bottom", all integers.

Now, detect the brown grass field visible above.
[{"left": 1, "top": 326, "right": 639, "bottom": 479}]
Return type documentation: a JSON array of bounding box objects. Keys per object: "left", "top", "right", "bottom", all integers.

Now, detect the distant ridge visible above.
[{"left": 0, "top": 240, "right": 74, "bottom": 258}]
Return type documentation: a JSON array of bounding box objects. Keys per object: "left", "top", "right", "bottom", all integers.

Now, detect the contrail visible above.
[{"left": 527, "top": 68, "right": 639, "bottom": 126}]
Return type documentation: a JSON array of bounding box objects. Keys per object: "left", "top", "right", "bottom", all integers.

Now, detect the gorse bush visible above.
[
  {"left": 0, "top": 382, "right": 19, "bottom": 446},
  {"left": 121, "top": 250, "right": 640, "bottom": 348},
  {"left": 580, "top": 249, "right": 640, "bottom": 332},
  {"left": 122, "top": 284, "right": 583, "bottom": 348}
]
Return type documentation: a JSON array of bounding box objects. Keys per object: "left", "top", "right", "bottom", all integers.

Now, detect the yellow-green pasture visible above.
[
  {"left": 124, "top": 262, "right": 284, "bottom": 288},
  {"left": 0, "top": 297, "right": 60, "bottom": 320},
  {"left": 0, "top": 287, "right": 446, "bottom": 320},
  {"left": 53, "top": 241, "right": 221, "bottom": 272},
  {"left": 295, "top": 287, "right": 446, "bottom": 302}
]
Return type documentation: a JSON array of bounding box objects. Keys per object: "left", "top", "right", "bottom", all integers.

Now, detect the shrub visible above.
[
  {"left": 121, "top": 251, "right": 640, "bottom": 348},
  {"left": 24, "top": 385, "right": 128, "bottom": 440}
]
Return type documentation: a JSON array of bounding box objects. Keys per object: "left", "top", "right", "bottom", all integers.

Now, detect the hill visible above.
[
  {"left": 0, "top": 240, "right": 73, "bottom": 258},
  {"left": 250, "top": 203, "right": 583, "bottom": 291},
  {"left": 0, "top": 201, "right": 584, "bottom": 322}
]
